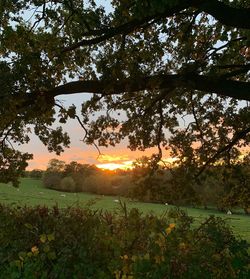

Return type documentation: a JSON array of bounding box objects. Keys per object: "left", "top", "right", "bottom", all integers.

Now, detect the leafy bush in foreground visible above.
[{"left": 0, "top": 204, "right": 249, "bottom": 279}]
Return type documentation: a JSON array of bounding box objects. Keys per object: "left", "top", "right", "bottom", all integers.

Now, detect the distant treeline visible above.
[
  {"left": 25, "top": 157, "right": 250, "bottom": 214},
  {"left": 25, "top": 159, "right": 133, "bottom": 197}
]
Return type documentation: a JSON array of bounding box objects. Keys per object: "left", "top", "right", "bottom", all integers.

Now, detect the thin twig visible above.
[
  {"left": 205, "top": 37, "right": 247, "bottom": 59},
  {"left": 55, "top": 103, "right": 102, "bottom": 157},
  {"left": 29, "top": 1, "right": 47, "bottom": 32}
]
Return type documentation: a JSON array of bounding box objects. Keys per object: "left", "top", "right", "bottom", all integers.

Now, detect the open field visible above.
[{"left": 0, "top": 178, "right": 249, "bottom": 242}]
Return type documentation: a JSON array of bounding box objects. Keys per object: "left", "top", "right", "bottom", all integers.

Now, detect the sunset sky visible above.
[
  {"left": 19, "top": 92, "right": 249, "bottom": 171},
  {"left": 20, "top": 93, "right": 167, "bottom": 170}
]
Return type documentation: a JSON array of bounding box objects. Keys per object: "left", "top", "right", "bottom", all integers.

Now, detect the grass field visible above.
[{"left": 0, "top": 178, "right": 249, "bottom": 242}]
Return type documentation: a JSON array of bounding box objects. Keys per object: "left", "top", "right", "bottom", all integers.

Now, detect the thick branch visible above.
[
  {"left": 62, "top": 3, "right": 184, "bottom": 52},
  {"left": 47, "top": 74, "right": 250, "bottom": 101},
  {"left": 62, "top": 0, "right": 250, "bottom": 52},
  {"left": 194, "top": 0, "right": 250, "bottom": 29}
]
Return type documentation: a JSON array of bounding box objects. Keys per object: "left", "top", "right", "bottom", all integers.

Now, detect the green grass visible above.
[{"left": 0, "top": 178, "right": 249, "bottom": 242}]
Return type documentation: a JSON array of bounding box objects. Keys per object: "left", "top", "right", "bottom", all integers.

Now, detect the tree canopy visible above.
[{"left": 1, "top": 0, "right": 250, "bottom": 185}]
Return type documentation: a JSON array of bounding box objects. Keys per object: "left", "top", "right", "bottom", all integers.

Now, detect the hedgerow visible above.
[{"left": 0, "top": 203, "right": 249, "bottom": 278}]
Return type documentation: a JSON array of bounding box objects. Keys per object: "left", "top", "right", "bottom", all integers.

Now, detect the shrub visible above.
[
  {"left": 0, "top": 204, "right": 249, "bottom": 278},
  {"left": 111, "top": 175, "right": 132, "bottom": 197},
  {"left": 83, "top": 174, "right": 113, "bottom": 195},
  {"left": 29, "top": 169, "right": 44, "bottom": 179},
  {"left": 60, "top": 176, "right": 76, "bottom": 192},
  {"left": 42, "top": 172, "right": 61, "bottom": 190}
]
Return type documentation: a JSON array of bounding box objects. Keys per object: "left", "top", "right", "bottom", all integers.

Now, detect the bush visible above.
[
  {"left": 111, "top": 175, "right": 132, "bottom": 197},
  {"left": 42, "top": 172, "right": 61, "bottom": 190},
  {"left": 83, "top": 174, "right": 113, "bottom": 195},
  {"left": 0, "top": 204, "right": 249, "bottom": 278},
  {"left": 29, "top": 169, "right": 44, "bottom": 179},
  {"left": 60, "top": 176, "right": 76, "bottom": 192}
]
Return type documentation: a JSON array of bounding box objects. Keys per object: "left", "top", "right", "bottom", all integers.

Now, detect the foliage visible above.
[
  {"left": 43, "top": 159, "right": 99, "bottom": 192},
  {"left": 28, "top": 169, "right": 44, "bottom": 179},
  {"left": 46, "top": 159, "right": 66, "bottom": 174},
  {"left": 0, "top": 0, "right": 250, "bottom": 185},
  {"left": 0, "top": 204, "right": 249, "bottom": 278},
  {"left": 130, "top": 156, "right": 167, "bottom": 202},
  {"left": 218, "top": 164, "right": 250, "bottom": 214},
  {"left": 41, "top": 158, "right": 249, "bottom": 212},
  {"left": 60, "top": 176, "right": 76, "bottom": 192},
  {"left": 42, "top": 172, "right": 61, "bottom": 191},
  {"left": 63, "top": 161, "right": 99, "bottom": 192},
  {"left": 129, "top": 156, "right": 250, "bottom": 211}
]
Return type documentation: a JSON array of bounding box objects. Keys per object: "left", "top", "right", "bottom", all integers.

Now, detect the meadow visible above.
[{"left": 0, "top": 178, "right": 249, "bottom": 242}]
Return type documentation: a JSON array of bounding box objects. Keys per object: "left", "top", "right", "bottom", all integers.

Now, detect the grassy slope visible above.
[{"left": 0, "top": 178, "right": 249, "bottom": 241}]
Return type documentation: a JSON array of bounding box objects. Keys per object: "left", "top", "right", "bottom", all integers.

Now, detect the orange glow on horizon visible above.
[
  {"left": 27, "top": 142, "right": 250, "bottom": 171},
  {"left": 96, "top": 162, "right": 133, "bottom": 170},
  {"left": 96, "top": 158, "right": 134, "bottom": 170},
  {"left": 96, "top": 157, "right": 179, "bottom": 171},
  {"left": 25, "top": 145, "right": 178, "bottom": 171}
]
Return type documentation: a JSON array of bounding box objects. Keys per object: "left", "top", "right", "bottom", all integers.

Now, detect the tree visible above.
[
  {"left": 220, "top": 163, "right": 250, "bottom": 214},
  {"left": 63, "top": 161, "right": 98, "bottom": 191},
  {"left": 42, "top": 158, "right": 65, "bottom": 190},
  {"left": 46, "top": 159, "right": 66, "bottom": 173},
  {"left": 64, "top": 161, "right": 98, "bottom": 177},
  {"left": 1, "top": 0, "right": 250, "bottom": 185},
  {"left": 29, "top": 169, "right": 44, "bottom": 179}
]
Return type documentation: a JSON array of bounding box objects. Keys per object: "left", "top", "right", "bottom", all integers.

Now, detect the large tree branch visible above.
[
  {"left": 62, "top": 0, "right": 250, "bottom": 52},
  {"left": 61, "top": 3, "right": 185, "bottom": 52},
  {"left": 193, "top": 0, "right": 250, "bottom": 29},
  {"left": 47, "top": 74, "right": 250, "bottom": 101}
]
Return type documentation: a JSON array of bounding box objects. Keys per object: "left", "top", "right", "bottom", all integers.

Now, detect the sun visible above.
[
  {"left": 96, "top": 157, "right": 179, "bottom": 171},
  {"left": 96, "top": 161, "right": 133, "bottom": 171}
]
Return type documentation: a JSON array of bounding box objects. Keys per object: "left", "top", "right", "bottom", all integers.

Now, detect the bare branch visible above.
[
  {"left": 29, "top": 1, "right": 47, "bottom": 32},
  {"left": 55, "top": 103, "right": 102, "bottom": 157},
  {"left": 205, "top": 37, "right": 247, "bottom": 59}
]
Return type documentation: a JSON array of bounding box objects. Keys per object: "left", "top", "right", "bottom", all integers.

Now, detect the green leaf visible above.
[{"left": 40, "top": 234, "right": 47, "bottom": 243}]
